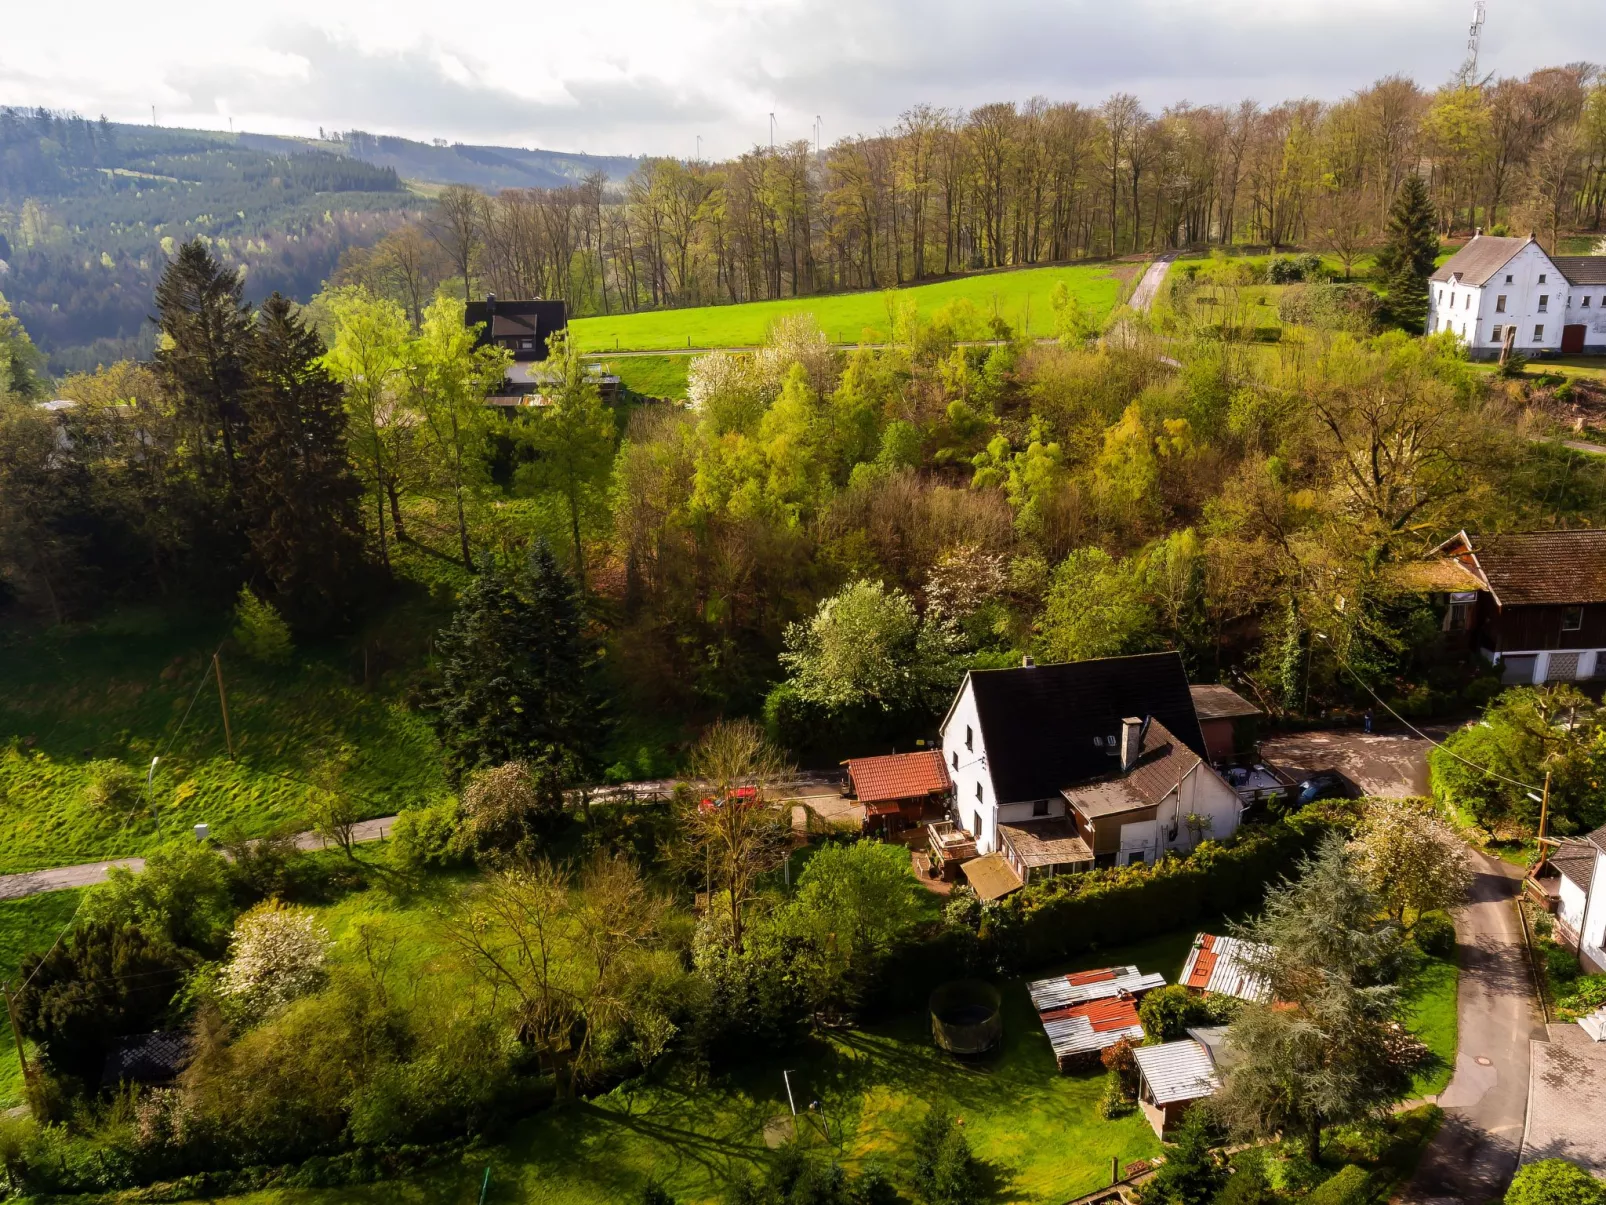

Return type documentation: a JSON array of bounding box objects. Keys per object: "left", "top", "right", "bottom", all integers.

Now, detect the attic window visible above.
[
  {"left": 1091, "top": 737, "right": 1103, "bottom": 748},
  {"left": 1539, "top": 274, "right": 1548, "bottom": 284},
  {"left": 1505, "top": 275, "right": 1513, "bottom": 284},
  {"left": 1563, "top": 606, "right": 1584, "bottom": 632},
  {"left": 951, "top": 751, "right": 958, "bottom": 771},
  {"left": 965, "top": 725, "right": 973, "bottom": 751},
  {"left": 975, "top": 782, "right": 983, "bottom": 803}
]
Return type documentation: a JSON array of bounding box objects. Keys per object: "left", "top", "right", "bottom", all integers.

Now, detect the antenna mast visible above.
[{"left": 1459, "top": 1, "right": 1487, "bottom": 84}]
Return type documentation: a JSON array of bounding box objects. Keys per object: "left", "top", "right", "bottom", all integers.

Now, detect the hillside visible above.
[{"left": 0, "top": 111, "right": 635, "bottom": 371}]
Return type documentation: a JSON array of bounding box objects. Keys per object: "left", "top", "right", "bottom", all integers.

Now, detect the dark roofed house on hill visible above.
[
  {"left": 935, "top": 653, "right": 1243, "bottom": 879},
  {"left": 1425, "top": 529, "right": 1606, "bottom": 684},
  {"left": 464, "top": 295, "right": 570, "bottom": 406}
]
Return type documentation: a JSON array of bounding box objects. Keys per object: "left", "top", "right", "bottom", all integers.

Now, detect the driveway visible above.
[
  {"left": 1259, "top": 726, "right": 1445, "bottom": 797},
  {"left": 1128, "top": 254, "right": 1175, "bottom": 313},
  {"left": 1523, "top": 1023, "right": 1606, "bottom": 1178},
  {"left": 1403, "top": 853, "right": 1543, "bottom": 1204}
]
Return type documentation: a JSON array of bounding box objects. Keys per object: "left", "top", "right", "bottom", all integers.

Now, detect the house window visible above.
[
  {"left": 975, "top": 782, "right": 983, "bottom": 803},
  {"left": 1539, "top": 296, "right": 1550, "bottom": 313},
  {"left": 1436, "top": 289, "right": 1443, "bottom": 304},
  {"left": 1540, "top": 274, "right": 1548, "bottom": 284},
  {"left": 1496, "top": 295, "right": 1507, "bottom": 313},
  {"left": 965, "top": 725, "right": 973, "bottom": 751},
  {"left": 951, "top": 751, "right": 958, "bottom": 771},
  {"left": 1586, "top": 296, "right": 1594, "bottom": 308},
  {"left": 1445, "top": 602, "right": 1473, "bottom": 632},
  {"left": 1534, "top": 325, "right": 1545, "bottom": 341},
  {"left": 1032, "top": 799, "right": 1049, "bottom": 817},
  {"left": 1465, "top": 293, "right": 1473, "bottom": 309},
  {"left": 1491, "top": 326, "right": 1504, "bottom": 342},
  {"left": 973, "top": 811, "right": 983, "bottom": 838},
  {"left": 1563, "top": 606, "right": 1584, "bottom": 632}
]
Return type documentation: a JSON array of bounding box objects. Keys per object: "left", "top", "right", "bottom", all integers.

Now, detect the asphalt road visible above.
[
  {"left": 1127, "top": 254, "right": 1175, "bottom": 313},
  {"left": 1403, "top": 852, "right": 1542, "bottom": 1205}
]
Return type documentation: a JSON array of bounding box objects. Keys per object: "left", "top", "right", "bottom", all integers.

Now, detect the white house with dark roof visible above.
[
  {"left": 1538, "top": 825, "right": 1606, "bottom": 981},
  {"left": 1428, "top": 234, "right": 1606, "bottom": 359},
  {"left": 936, "top": 653, "right": 1242, "bottom": 876}
]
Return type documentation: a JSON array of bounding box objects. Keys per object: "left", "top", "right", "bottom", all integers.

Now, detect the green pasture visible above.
[
  {"left": 0, "top": 890, "right": 84, "bottom": 1107},
  {"left": 568, "top": 263, "right": 1123, "bottom": 352},
  {"left": 605, "top": 354, "right": 693, "bottom": 399}
]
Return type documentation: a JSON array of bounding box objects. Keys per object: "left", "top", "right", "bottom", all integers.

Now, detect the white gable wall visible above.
[
  {"left": 1429, "top": 240, "right": 1569, "bottom": 356},
  {"left": 1581, "top": 848, "right": 1606, "bottom": 973}
]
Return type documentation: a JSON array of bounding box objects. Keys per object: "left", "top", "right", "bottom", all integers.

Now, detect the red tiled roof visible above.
[
  {"left": 1067, "top": 968, "right": 1119, "bottom": 986},
  {"left": 846, "top": 750, "right": 950, "bottom": 804}
]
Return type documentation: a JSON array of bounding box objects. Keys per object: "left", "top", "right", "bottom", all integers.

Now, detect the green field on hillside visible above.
[{"left": 570, "top": 263, "right": 1125, "bottom": 352}]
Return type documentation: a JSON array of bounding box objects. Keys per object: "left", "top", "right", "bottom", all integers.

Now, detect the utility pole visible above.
[
  {"left": 696, "top": 134, "right": 701, "bottom": 163},
  {"left": 815, "top": 115, "right": 822, "bottom": 156},
  {"left": 2, "top": 982, "right": 31, "bottom": 1085},
  {"left": 1533, "top": 769, "right": 1555, "bottom": 870},
  {"left": 769, "top": 113, "right": 776, "bottom": 152},
  {"left": 213, "top": 653, "right": 235, "bottom": 760}
]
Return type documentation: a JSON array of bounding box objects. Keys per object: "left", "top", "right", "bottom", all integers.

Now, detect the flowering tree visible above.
[
  {"left": 1348, "top": 798, "right": 1473, "bottom": 930},
  {"left": 219, "top": 900, "right": 331, "bottom": 1015}
]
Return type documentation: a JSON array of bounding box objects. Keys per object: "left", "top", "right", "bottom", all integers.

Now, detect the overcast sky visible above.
[{"left": 2, "top": 0, "right": 1600, "bottom": 160}]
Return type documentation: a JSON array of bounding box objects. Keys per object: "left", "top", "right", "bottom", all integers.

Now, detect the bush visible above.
[
  {"left": 1546, "top": 942, "right": 1582, "bottom": 987},
  {"left": 1138, "top": 985, "right": 1211, "bottom": 1043},
  {"left": 1278, "top": 283, "right": 1382, "bottom": 334},
  {"left": 1412, "top": 912, "right": 1457, "bottom": 958},
  {"left": 389, "top": 800, "right": 469, "bottom": 872},
  {"left": 233, "top": 586, "right": 293, "bottom": 664},
  {"left": 1556, "top": 974, "right": 1606, "bottom": 1023},
  {"left": 82, "top": 759, "right": 143, "bottom": 814},
  {"left": 1505, "top": 1158, "right": 1606, "bottom": 1205},
  {"left": 1307, "top": 1165, "right": 1372, "bottom": 1205}
]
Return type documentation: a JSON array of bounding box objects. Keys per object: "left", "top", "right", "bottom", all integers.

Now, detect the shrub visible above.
[
  {"left": 1307, "top": 1164, "right": 1372, "bottom": 1205},
  {"left": 1505, "top": 1158, "right": 1606, "bottom": 1205},
  {"left": 1138, "top": 985, "right": 1211, "bottom": 1043},
  {"left": 1412, "top": 912, "right": 1457, "bottom": 958},
  {"left": 82, "top": 759, "right": 143, "bottom": 814},
  {"left": 390, "top": 799, "right": 469, "bottom": 871},
  {"left": 219, "top": 901, "right": 331, "bottom": 1017},
  {"left": 1556, "top": 974, "right": 1606, "bottom": 1023},
  {"left": 1278, "top": 283, "right": 1381, "bottom": 334},
  {"left": 1545, "top": 942, "right": 1582, "bottom": 987},
  {"left": 912, "top": 1108, "right": 982, "bottom": 1205},
  {"left": 233, "top": 586, "right": 293, "bottom": 663}
]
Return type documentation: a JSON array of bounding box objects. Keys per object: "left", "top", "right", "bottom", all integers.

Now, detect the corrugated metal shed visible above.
[
  {"left": 1133, "top": 1039, "right": 1221, "bottom": 1105},
  {"left": 1180, "top": 933, "right": 1271, "bottom": 1002},
  {"left": 1027, "top": 965, "right": 1167, "bottom": 1012},
  {"left": 1040, "top": 997, "right": 1145, "bottom": 1063}
]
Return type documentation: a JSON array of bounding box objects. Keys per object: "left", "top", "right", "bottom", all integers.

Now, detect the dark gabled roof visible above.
[
  {"left": 1437, "top": 530, "right": 1606, "bottom": 606},
  {"left": 1430, "top": 236, "right": 1530, "bottom": 286},
  {"left": 1550, "top": 841, "right": 1599, "bottom": 892},
  {"left": 463, "top": 298, "right": 567, "bottom": 360},
  {"left": 967, "top": 653, "right": 1206, "bottom": 803},
  {"left": 101, "top": 1031, "right": 190, "bottom": 1086},
  {"left": 1554, "top": 257, "right": 1606, "bottom": 287},
  {"left": 1062, "top": 718, "right": 1207, "bottom": 820}
]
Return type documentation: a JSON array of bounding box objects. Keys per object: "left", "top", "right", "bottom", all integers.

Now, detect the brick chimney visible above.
[{"left": 1120, "top": 717, "right": 1143, "bottom": 772}]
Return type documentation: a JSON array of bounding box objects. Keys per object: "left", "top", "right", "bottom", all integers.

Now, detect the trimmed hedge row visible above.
[{"left": 983, "top": 806, "right": 1337, "bottom": 969}]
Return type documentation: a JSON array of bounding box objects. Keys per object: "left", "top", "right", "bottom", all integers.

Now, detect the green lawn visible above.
[
  {"left": 0, "top": 889, "right": 84, "bottom": 1107},
  {"left": 1403, "top": 950, "right": 1460, "bottom": 1098},
  {"left": 604, "top": 354, "right": 692, "bottom": 399},
  {"left": 568, "top": 263, "right": 1122, "bottom": 352},
  {"left": 0, "top": 608, "right": 450, "bottom": 875}
]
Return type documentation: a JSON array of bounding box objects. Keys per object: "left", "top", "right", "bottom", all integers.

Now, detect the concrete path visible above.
[
  {"left": 1403, "top": 853, "right": 1543, "bottom": 1204},
  {"left": 1128, "top": 254, "right": 1175, "bottom": 313}
]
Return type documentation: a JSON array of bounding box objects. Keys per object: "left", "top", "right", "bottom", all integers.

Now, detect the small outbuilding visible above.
[
  {"left": 1132, "top": 1038, "right": 1222, "bottom": 1137},
  {"left": 1188, "top": 684, "right": 1261, "bottom": 764},
  {"left": 1027, "top": 965, "right": 1167, "bottom": 1071},
  {"left": 844, "top": 749, "right": 952, "bottom": 836},
  {"left": 1180, "top": 933, "right": 1271, "bottom": 1003},
  {"left": 101, "top": 1031, "right": 191, "bottom": 1088}
]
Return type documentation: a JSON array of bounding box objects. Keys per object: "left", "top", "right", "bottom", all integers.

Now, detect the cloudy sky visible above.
[{"left": 1, "top": 0, "right": 1600, "bottom": 159}]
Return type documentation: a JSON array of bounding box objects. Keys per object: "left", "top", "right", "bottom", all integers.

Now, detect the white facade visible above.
[
  {"left": 1428, "top": 237, "right": 1606, "bottom": 358},
  {"left": 1114, "top": 763, "right": 1243, "bottom": 865},
  {"left": 938, "top": 675, "right": 1068, "bottom": 856},
  {"left": 1554, "top": 842, "right": 1606, "bottom": 976}
]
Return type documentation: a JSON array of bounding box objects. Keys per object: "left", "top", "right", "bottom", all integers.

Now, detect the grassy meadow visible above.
[
  {"left": 568, "top": 263, "right": 1125, "bottom": 352},
  {"left": 0, "top": 890, "right": 84, "bottom": 1108}
]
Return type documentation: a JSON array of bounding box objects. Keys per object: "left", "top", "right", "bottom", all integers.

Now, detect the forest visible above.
[{"left": 334, "top": 65, "right": 1606, "bottom": 320}]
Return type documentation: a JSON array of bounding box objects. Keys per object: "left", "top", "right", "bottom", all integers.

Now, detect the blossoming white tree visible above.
[{"left": 219, "top": 900, "right": 331, "bottom": 1014}]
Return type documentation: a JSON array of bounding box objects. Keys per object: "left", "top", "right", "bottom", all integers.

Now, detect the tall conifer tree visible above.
[
  {"left": 1379, "top": 175, "right": 1439, "bottom": 333},
  {"left": 239, "top": 293, "right": 368, "bottom": 632}
]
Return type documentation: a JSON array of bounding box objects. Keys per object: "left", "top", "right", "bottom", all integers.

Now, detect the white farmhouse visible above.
[
  {"left": 1427, "top": 233, "right": 1606, "bottom": 359},
  {"left": 1540, "top": 828, "right": 1606, "bottom": 978},
  {"left": 935, "top": 653, "right": 1243, "bottom": 887}
]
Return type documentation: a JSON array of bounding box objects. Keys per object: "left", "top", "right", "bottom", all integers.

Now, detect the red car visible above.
[{"left": 698, "top": 786, "right": 759, "bottom": 813}]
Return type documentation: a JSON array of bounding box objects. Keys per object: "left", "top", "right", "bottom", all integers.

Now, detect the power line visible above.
[{"left": 1315, "top": 632, "right": 1542, "bottom": 794}]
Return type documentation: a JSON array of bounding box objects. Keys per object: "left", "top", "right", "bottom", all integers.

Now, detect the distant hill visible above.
[
  {"left": 240, "top": 130, "right": 640, "bottom": 190},
  {"left": 0, "top": 110, "right": 641, "bottom": 372}
]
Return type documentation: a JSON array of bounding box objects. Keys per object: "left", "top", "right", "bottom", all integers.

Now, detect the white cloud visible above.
[{"left": 0, "top": 0, "right": 1598, "bottom": 157}]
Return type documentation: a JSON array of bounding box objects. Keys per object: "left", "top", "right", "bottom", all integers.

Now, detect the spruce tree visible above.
[
  {"left": 152, "top": 239, "right": 253, "bottom": 486},
  {"left": 239, "top": 293, "right": 369, "bottom": 633},
  {"left": 430, "top": 543, "right": 601, "bottom": 779},
  {"left": 1378, "top": 175, "right": 1439, "bottom": 333}
]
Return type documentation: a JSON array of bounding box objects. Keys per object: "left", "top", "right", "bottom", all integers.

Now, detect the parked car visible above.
[{"left": 1293, "top": 772, "right": 1349, "bottom": 806}]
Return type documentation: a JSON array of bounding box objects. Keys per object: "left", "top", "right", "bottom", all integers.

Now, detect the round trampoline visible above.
[{"left": 929, "top": 980, "right": 1003, "bottom": 1056}]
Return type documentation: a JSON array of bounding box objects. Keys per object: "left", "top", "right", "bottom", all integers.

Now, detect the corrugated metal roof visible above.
[
  {"left": 1027, "top": 966, "right": 1167, "bottom": 1012},
  {"left": 1041, "top": 998, "right": 1145, "bottom": 1060},
  {"left": 1133, "top": 1039, "right": 1221, "bottom": 1105},
  {"left": 1180, "top": 933, "right": 1272, "bottom": 1002},
  {"left": 846, "top": 750, "right": 951, "bottom": 804}
]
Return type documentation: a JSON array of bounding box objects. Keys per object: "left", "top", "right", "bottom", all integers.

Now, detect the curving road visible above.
[{"left": 1403, "top": 852, "right": 1543, "bottom": 1204}]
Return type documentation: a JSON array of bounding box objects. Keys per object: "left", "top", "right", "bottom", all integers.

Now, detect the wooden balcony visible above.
[{"left": 927, "top": 819, "right": 978, "bottom": 871}]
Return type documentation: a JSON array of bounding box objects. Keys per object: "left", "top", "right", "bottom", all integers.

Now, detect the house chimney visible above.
[
  {"left": 1022, "top": 654, "right": 1035, "bottom": 668},
  {"left": 1120, "top": 717, "right": 1143, "bottom": 772}
]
